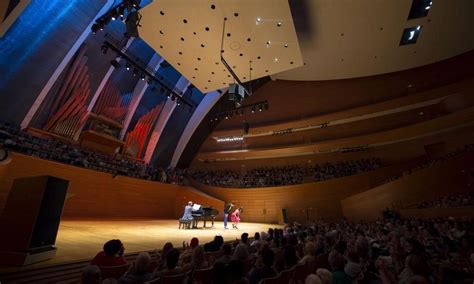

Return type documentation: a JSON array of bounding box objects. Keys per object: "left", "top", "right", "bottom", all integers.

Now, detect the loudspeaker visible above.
[
  {"left": 0, "top": 176, "right": 69, "bottom": 266},
  {"left": 242, "top": 122, "right": 249, "bottom": 135}
]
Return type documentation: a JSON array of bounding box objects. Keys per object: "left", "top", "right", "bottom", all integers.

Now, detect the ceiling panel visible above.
[{"left": 139, "top": 0, "right": 304, "bottom": 92}]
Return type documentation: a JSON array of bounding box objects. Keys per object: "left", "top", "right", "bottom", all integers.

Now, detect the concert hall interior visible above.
[{"left": 1, "top": 0, "right": 474, "bottom": 283}]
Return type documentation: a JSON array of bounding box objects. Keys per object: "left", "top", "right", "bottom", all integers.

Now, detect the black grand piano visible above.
[{"left": 191, "top": 204, "right": 218, "bottom": 228}]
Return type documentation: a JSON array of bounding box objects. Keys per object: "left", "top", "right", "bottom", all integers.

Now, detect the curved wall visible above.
[
  {"left": 191, "top": 164, "right": 408, "bottom": 223},
  {"left": 341, "top": 153, "right": 474, "bottom": 221},
  {"left": 0, "top": 153, "right": 224, "bottom": 219}
]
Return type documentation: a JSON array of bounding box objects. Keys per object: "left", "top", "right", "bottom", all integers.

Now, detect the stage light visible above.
[
  {"left": 258, "top": 105, "right": 263, "bottom": 112},
  {"left": 101, "top": 44, "right": 108, "bottom": 54},
  {"left": 266, "top": 41, "right": 271, "bottom": 48},
  {"left": 110, "top": 59, "right": 120, "bottom": 68},
  {"left": 125, "top": 63, "right": 131, "bottom": 70},
  {"left": 140, "top": 74, "right": 146, "bottom": 81},
  {"left": 251, "top": 106, "right": 255, "bottom": 113},
  {"left": 177, "top": 100, "right": 181, "bottom": 106},
  {"left": 91, "top": 24, "right": 100, "bottom": 34}
]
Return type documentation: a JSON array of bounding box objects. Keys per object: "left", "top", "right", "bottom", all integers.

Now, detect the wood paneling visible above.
[
  {"left": 192, "top": 117, "right": 474, "bottom": 171},
  {"left": 216, "top": 51, "right": 474, "bottom": 130},
  {"left": 196, "top": 106, "right": 474, "bottom": 161},
  {"left": 341, "top": 153, "right": 474, "bottom": 221},
  {"left": 0, "top": 153, "right": 224, "bottom": 219},
  {"left": 191, "top": 164, "right": 409, "bottom": 223},
  {"left": 211, "top": 76, "right": 474, "bottom": 137}
]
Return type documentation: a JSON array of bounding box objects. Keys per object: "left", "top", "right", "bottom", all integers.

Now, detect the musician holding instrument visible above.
[{"left": 223, "top": 202, "right": 234, "bottom": 229}]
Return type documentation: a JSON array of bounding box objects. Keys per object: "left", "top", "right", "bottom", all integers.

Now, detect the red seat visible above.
[
  {"left": 99, "top": 263, "right": 130, "bottom": 279},
  {"left": 192, "top": 267, "right": 214, "bottom": 284},
  {"left": 243, "top": 256, "right": 257, "bottom": 274},
  {"left": 292, "top": 263, "right": 309, "bottom": 284},
  {"left": 205, "top": 251, "right": 223, "bottom": 265}
]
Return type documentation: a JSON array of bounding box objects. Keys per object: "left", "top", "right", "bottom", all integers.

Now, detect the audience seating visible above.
[
  {"left": 205, "top": 251, "right": 224, "bottom": 265},
  {"left": 99, "top": 263, "right": 130, "bottom": 279},
  {"left": 191, "top": 266, "right": 214, "bottom": 284}
]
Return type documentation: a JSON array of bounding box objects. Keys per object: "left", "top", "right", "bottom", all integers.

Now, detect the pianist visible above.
[{"left": 181, "top": 201, "right": 194, "bottom": 226}]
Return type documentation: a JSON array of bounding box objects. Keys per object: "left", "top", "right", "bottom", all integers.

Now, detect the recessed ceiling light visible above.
[
  {"left": 277, "top": 22, "right": 282, "bottom": 27},
  {"left": 284, "top": 43, "right": 288, "bottom": 48},
  {"left": 211, "top": 4, "right": 215, "bottom": 9},
  {"left": 256, "top": 17, "right": 261, "bottom": 24},
  {"left": 266, "top": 41, "right": 271, "bottom": 48},
  {"left": 274, "top": 58, "right": 278, "bottom": 62}
]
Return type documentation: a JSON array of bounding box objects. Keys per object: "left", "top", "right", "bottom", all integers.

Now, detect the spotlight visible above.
[
  {"left": 140, "top": 74, "right": 146, "bottom": 81},
  {"left": 110, "top": 59, "right": 121, "bottom": 68},
  {"left": 177, "top": 100, "right": 181, "bottom": 106},
  {"left": 125, "top": 63, "right": 131, "bottom": 70},
  {"left": 251, "top": 106, "right": 255, "bottom": 113},
  {"left": 258, "top": 105, "right": 263, "bottom": 112},
  {"left": 91, "top": 24, "right": 100, "bottom": 34},
  {"left": 166, "top": 93, "right": 170, "bottom": 99},
  {"left": 101, "top": 44, "right": 108, "bottom": 54}
]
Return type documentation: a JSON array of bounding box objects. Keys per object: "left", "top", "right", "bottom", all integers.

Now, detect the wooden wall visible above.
[
  {"left": 0, "top": 153, "right": 224, "bottom": 220},
  {"left": 340, "top": 153, "right": 474, "bottom": 221},
  {"left": 191, "top": 164, "right": 409, "bottom": 223}
]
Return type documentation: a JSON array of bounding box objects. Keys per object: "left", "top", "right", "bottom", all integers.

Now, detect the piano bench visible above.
[{"left": 179, "top": 219, "right": 192, "bottom": 229}]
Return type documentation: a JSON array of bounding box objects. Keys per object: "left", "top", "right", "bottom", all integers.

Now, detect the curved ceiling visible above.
[{"left": 273, "top": 0, "right": 474, "bottom": 81}]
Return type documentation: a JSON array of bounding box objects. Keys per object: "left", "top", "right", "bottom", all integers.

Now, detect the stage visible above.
[{"left": 50, "top": 219, "right": 282, "bottom": 265}]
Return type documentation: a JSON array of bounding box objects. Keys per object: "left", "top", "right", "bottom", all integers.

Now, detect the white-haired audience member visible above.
[
  {"left": 118, "top": 252, "right": 152, "bottom": 284},
  {"left": 81, "top": 265, "right": 101, "bottom": 284}
]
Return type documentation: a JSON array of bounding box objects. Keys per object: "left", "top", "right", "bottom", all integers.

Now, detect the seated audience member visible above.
[
  {"left": 233, "top": 243, "right": 250, "bottom": 262},
  {"left": 183, "top": 245, "right": 209, "bottom": 272},
  {"left": 305, "top": 274, "right": 323, "bottom": 284},
  {"left": 156, "top": 242, "right": 173, "bottom": 270},
  {"left": 344, "top": 261, "right": 363, "bottom": 283},
  {"left": 299, "top": 241, "right": 317, "bottom": 265},
  {"left": 241, "top": 232, "right": 250, "bottom": 247},
  {"left": 248, "top": 248, "right": 276, "bottom": 284},
  {"left": 229, "top": 259, "right": 250, "bottom": 284},
  {"left": 91, "top": 239, "right": 127, "bottom": 266},
  {"left": 118, "top": 252, "right": 153, "bottom": 284},
  {"left": 154, "top": 248, "right": 183, "bottom": 277},
  {"left": 213, "top": 261, "right": 231, "bottom": 283},
  {"left": 328, "top": 250, "right": 351, "bottom": 284},
  {"left": 283, "top": 245, "right": 298, "bottom": 270},
  {"left": 250, "top": 232, "right": 261, "bottom": 247},
  {"left": 180, "top": 237, "right": 199, "bottom": 262},
  {"left": 215, "top": 243, "right": 233, "bottom": 264},
  {"left": 81, "top": 265, "right": 101, "bottom": 284},
  {"left": 316, "top": 268, "right": 332, "bottom": 284},
  {"left": 204, "top": 235, "right": 224, "bottom": 252}
]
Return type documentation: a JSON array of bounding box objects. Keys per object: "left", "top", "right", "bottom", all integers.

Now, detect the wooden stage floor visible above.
[{"left": 51, "top": 219, "right": 281, "bottom": 265}]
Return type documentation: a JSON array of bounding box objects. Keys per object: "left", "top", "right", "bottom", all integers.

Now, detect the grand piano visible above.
[{"left": 191, "top": 204, "right": 218, "bottom": 228}]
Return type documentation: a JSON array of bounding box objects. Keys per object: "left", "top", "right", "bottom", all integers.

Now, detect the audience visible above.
[
  {"left": 87, "top": 213, "right": 474, "bottom": 284},
  {"left": 91, "top": 239, "right": 127, "bottom": 267},
  {"left": 191, "top": 158, "right": 383, "bottom": 188},
  {"left": 118, "top": 252, "right": 152, "bottom": 284},
  {"left": 414, "top": 191, "right": 474, "bottom": 209},
  {"left": 0, "top": 121, "right": 185, "bottom": 184}
]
